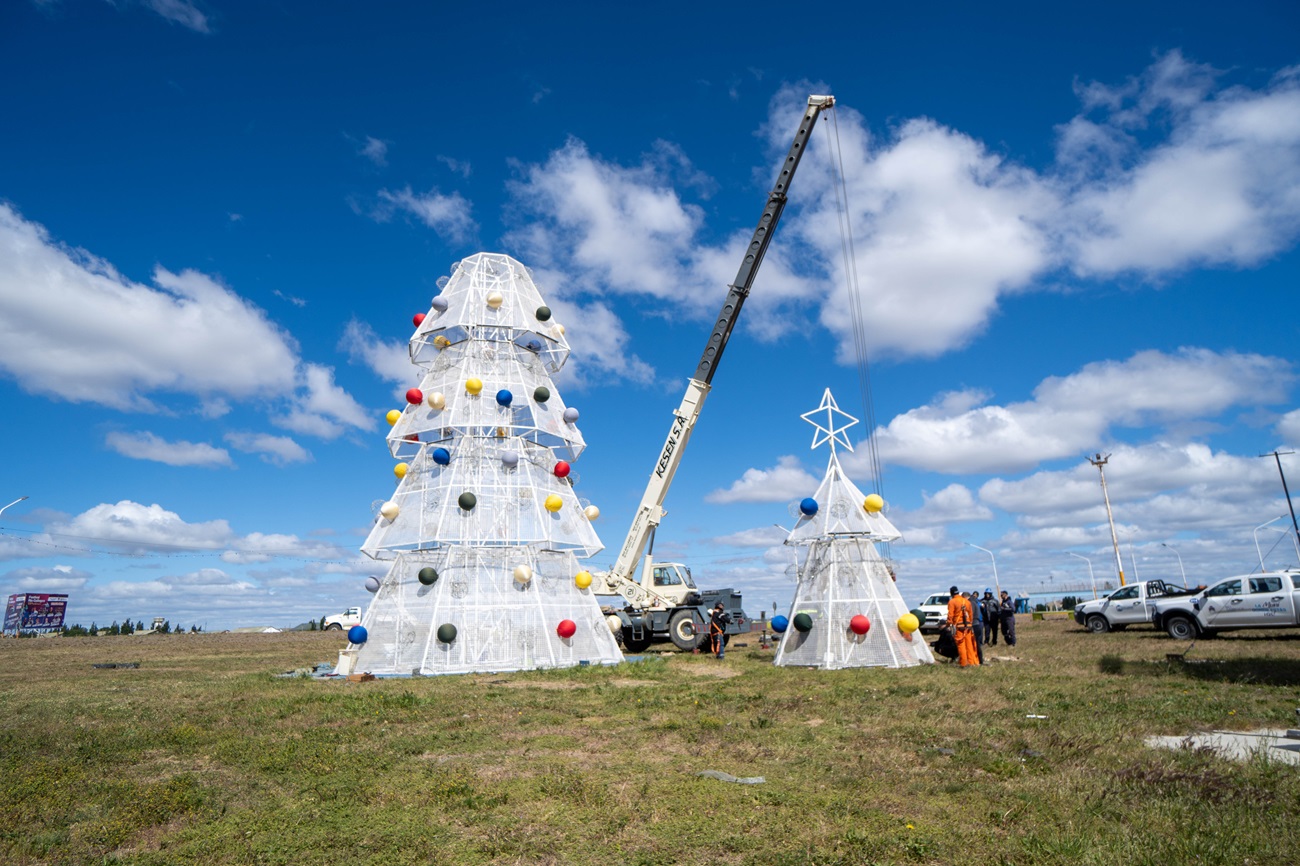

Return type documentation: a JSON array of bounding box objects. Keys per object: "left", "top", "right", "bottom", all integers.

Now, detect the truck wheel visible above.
[
  {"left": 1165, "top": 615, "right": 1197, "bottom": 641},
  {"left": 668, "top": 611, "right": 703, "bottom": 650},
  {"left": 1085, "top": 615, "right": 1110, "bottom": 634},
  {"left": 325, "top": 623, "right": 342, "bottom": 631},
  {"left": 621, "top": 630, "right": 652, "bottom": 653}
]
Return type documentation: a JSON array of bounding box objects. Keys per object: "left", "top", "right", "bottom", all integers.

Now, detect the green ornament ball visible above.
[
  {"left": 436, "top": 623, "right": 457, "bottom": 644},
  {"left": 458, "top": 492, "right": 477, "bottom": 511},
  {"left": 533, "top": 386, "right": 550, "bottom": 403},
  {"left": 418, "top": 567, "right": 439, "bottom": 586},
  {"left": 536, "top": 305, "right": 552, "bottom": 322},
  {"left": 793, "top": 613, "right": 813, "bottom": 633}
]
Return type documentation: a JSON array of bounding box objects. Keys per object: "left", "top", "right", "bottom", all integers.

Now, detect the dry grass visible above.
[{"left": 2, "top": 620, "right": 1300, "bottom": 865}]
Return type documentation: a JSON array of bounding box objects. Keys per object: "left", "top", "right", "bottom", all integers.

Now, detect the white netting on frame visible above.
[
  {"left": 773, "top": 537, "right": 933, "bottom": 669},
  {"left": 352, "top": 549, "right": 622, "bottom": 676}
]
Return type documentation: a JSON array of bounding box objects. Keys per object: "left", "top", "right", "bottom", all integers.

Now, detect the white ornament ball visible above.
[
  {"left": 563, "top": 407, "right": 580, "bottom": 423},
  {"left": 606, "top": 615, "right": 623, "bottom": 634},
  {"left": 513, "top": 564, "right": 533, "bottom": 585},
  {"left": 427, "top": 392, "right": 446, "bottom": 410},
  {"left": 379, "top": 501, "right": 400, "bottom": 520},
  {"left": 556, "top": 323, "right": 566, "bottom": 335},
  {"left": 431, "top": 296, "right": 448, "bottom": 312},
  {"left": 501, "top": 450, "right": 519, "bottom": 468},
  {"left": 486, "top": 291, "right": 504, "bottom": 309},
  {"left": 584, "top": 505, "right": 601, "bottom": 521}
]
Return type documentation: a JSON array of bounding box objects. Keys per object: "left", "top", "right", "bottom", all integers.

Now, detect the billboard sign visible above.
[{"left": 3, "top": 594, "right": 69, "bottom": 636}]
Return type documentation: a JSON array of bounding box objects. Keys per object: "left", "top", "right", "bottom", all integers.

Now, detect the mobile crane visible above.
[{"left": 594, "top": 95, "right": 836, "bottom": 652}]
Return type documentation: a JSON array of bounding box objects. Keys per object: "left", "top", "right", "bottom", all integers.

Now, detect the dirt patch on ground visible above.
[
  {"left": 674, "top": 664, "right": 742, "bottom": 679},
  {"left": 805, "top": 718, "right": 825, "bottom": 727},
  {"left": 482, "top": 679, "right": 584, "bottom": 690},
  {"left": 610, "top": 678, "right": 658, "bottom": 688}
]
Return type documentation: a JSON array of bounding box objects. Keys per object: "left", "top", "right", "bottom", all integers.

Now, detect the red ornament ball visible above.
[
  {"left": 553, "top": 461, "right": 571, "bottom": 478},
  {"left": 849, "top": 614, "right": 871, "bottom": 635},
  {"left": 556, "top": 619, "right": 578, "bottom": 639},
  {"left": 404, "top": 433, "right": 419, "bottom": 442},
  {"left": 413, "top": 313, "right": 426, "bottom": 327},
  {"left": 405, "top": 388, "right": 424, "bottom": 405}
]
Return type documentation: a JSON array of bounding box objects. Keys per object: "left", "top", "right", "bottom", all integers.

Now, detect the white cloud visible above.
[
  {"left": 359, "top": 136, "right": 388, "bottom": 166},
  {"left": 339, "top": 319, "right": 418, "bottom": 387},
  {"left": 0, "top": 564, "right": 91, "bottom": 593},
  {"left": 142, "top": 0, "right": 210, "bottom": 33},
  {"left": 105, "top": 430, "right": 233, "bottom": 467},
  {"left": 375, "top": 186, "right": 476, "bottom": 243},
  {"left": 224, "top": 431, "right": 312, "bottom": 466},
  {"left": 904, "top": 484, "right": 993, "bottom": 527},
  {"left": 1062, "top": 53, "right": 1300, "bottom": 275},
  {"left": 1277, "top": 409, "right": 1300, "bottom": 447},
  {"left": 56, "top": 501, "right": 232, "bottom": 553},
  {"left": 0, "top": 204, "right": 300, "bottom": 411},
  {"left": 706, "top": 455, "right": 820, "bottom": 504},
  {"left": 874, "top": 349, "right": 1291, "bottom": 474},
  {"left": 274, "top": 363, "right": 374, "bottom": 440}
]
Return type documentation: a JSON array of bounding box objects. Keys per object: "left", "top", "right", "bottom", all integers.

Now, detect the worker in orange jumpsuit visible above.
[{"left": 947, "top": 586, "right": 980, "bottom": 667}]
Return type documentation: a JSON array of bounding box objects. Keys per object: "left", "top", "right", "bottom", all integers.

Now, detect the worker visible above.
[
  {"left": 966, "top": 591, "right": 985, "bottom": 664},
  {"left": 947, "top": 586, "right": 980, "bottom": 667},
  {"left": 999, "top": 590, "right": 1018, "bottom": 647},
  {"left": 708, "top": 602, "right": 731, "bottom": 659},
  {"left": 982, "top": 589, "right": 1000, "bottom": 646}
]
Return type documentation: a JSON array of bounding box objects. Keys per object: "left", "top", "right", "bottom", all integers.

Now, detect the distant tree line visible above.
[{"left": 59, "top": 620, "right": 203, "bottom": 637}]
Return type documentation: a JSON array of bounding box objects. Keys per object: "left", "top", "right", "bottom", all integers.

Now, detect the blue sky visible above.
[{"left": 2, "top": 0, "right": 1299, "bottom": 629}]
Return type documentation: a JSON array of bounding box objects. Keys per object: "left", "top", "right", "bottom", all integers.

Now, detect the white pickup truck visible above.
[
  {"left": 1073, "top": 579, "right": 1196, "bottom": 633},
  {"left": 1151, "top": 571, "right": 1300, "bottom": 639},
  {"left": 323, "top": 606, "right": 362, "bottom": 631}
]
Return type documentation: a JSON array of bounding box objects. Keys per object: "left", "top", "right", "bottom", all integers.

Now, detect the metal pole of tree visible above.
[
  {"left": 1254, "top": 516, "right": 1284, "bottom": 572},
  {"left": 1089, "top": 454, "right": 1126, "bottom": 586},
  {"left": 1260, "top": 450, "right": 1300, "bottom": 556},
  {"left": 964, "top": 542, "right": 1000, "bottom": 597},
  {"left": 1069, "top": 551, "right": 1098, "bottom": 598},
  {"left": 1161, "top": 542, "right": 1186, "bottom": 585}
]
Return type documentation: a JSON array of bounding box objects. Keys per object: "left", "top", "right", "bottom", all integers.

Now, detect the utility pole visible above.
[
  {"left": 1260, "top": 450, "right": 1300, "bottom": 555},
  {"left": 1089, "top": 454, "right": 1126, "bottom": 586}
]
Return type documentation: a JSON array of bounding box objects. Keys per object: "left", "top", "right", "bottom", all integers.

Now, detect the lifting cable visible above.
[{"left": 822, "top": 106, "right": 891, "bottom": 560}]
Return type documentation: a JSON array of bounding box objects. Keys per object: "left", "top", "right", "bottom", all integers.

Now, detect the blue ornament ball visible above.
[
  {"left": 432, "top": 447, "right": 451, "bottom": 465},
  {"left": 348, "top": 625, "right": 368, "bottom": 644},
  {"left": 496, "top": 389, "right": 513, "bottom": 407},
  {"left": 771, "top": 615, "right": 789, "bottom": 633},
  {"left": 799, "top": 497, "right": 819, "bottom": 516}
]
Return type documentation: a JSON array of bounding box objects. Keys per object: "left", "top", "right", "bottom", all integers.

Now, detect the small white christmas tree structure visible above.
[
  {"left": 773, "top": 389, "right": 933, "bottom": 669},
  {"left": 342, "top": 252, "right": 623, "bottom": 676}
]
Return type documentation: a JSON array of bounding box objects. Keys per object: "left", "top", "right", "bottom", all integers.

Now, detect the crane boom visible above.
[{"left": 605, "top": 95, "right": 835, "bottom": 592}]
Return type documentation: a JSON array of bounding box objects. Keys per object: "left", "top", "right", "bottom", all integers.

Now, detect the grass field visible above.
[{"left": 2, "top": 617, "right": 1299, "bottom": 865}]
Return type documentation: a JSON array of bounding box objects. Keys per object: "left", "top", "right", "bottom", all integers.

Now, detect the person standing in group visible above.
[
  {"left": 947, "top": 586, "right": 980, "bottom": 667},
  {"left": 708, "top": 602, "right": 730, "bottom": 659},
  {"left": 966, "top": 591, "right": 985, "bottom": 664},
  {"left": 983, "top": 590, "right": 1000, "bottom": 646},
  {"left": 999, "top": 590, "right": 1018, "bottom": 647}
]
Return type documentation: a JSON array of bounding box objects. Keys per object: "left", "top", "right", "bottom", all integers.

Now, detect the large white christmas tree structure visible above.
[
  {"left": 340, "top": 252, "right": 623, "bottom": 676},
  {"left": 772, "top": 389, "right": 934, "bottom": 669}
]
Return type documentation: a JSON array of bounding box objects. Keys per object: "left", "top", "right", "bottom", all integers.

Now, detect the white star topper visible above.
[{"left": 800, "top": 388, "right": 858, "bottom": 452}]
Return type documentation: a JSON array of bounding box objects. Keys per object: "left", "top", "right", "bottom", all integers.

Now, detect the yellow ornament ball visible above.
[
  {"left": 544, "top": 494, "right": 563, "bottom": 512},
  {"left": 427, "top": 391, "right": 446, "bottom": 410},
  {"left": 575, "top": 571, "right": 593, "bottom": 589},
  {"left": 466, "top": 378, "right": 483, "bottom": 395},
  {"left": 486, "top": 291, "right": 504, "bottom": 309},
  {"left": 385, "top": 409, "right": 401, "bottom": 426},
  {"left": 897, "top": 613, "right": 920, "bottom": 634},
  {"left": 863, "top": 493, "right": 885, "bottom": 513},
  {"left": 394, "top": 462, "right": 408, "bottom": 480},
  {"left": 583, "top": 504, "right": 601, "bottom": 521},
  {"left": 433, "top": 335, "right": 451, "bottom": 349}
]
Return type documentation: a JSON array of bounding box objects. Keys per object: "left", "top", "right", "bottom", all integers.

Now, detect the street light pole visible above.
[
  {"left": 1068, "top": 552, "right": 1098, "bottom": 599},
  {"left": 1160, "top": 542, "right": 1186, "bottom": 585},
  {"left": 1089, "top": 454, "right": 1126, "bottom": 586},
  {"left": 964, "top": 542, "right": 1000, "bottom": 597},
  {"left": 0, "top": 496, "right": 29, "bottom": 519}
]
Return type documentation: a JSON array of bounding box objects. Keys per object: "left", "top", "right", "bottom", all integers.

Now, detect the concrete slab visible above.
[{"left": 1145, "top": 728, "right": 1300, "bottom": 765}]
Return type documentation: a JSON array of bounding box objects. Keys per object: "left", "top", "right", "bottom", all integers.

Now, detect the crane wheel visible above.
[{"left": 669, "top": 611, "right": 703, "bottom": 650}]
